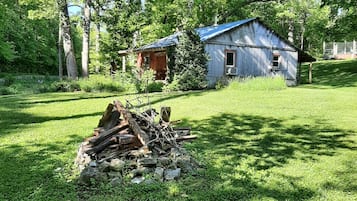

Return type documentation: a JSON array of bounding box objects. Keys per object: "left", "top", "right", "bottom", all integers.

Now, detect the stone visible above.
[
  {"left": 157, "top": 157, "right": 171, "bottom": 167},
  {"left": 138, "top": 157, "right": 157, "bottom": 167},
  {"left": 164, "top": 168, "right": 181, "bottom": 181},
  {"left": 110, "top": 177, "right": 122, "bottom": 186},
  {"left": 98, "top": 161, "right": 111, "bottom": 172},
  {"left": 132, "top": 166, "right": 151, "bottom": 176},
  {"left": 107, "top": 171, "right": 122, "bottom": 179},
  {"left": 170, "top": 148, "right": 182, "bottom": 158},
  {"left": 176, "top": 156, "right": 193, "bottom": 173},
  {"left": 143, "top": 179, "right": 154, "bottom": 185},
  {"left": 131, "top": 176, "right": 145, "bottom": 184},
  {"left": 89, "top": 161, "right": 97, "bottom": 167},
  {"left": 79, "top": 166, "right": 107, "bottom": 185},
  {"left": 154, "top": 167, "right": 164, "bottom": 181},
  {"left": 110, "top": 159, "right": 126, "bottom": 171}
]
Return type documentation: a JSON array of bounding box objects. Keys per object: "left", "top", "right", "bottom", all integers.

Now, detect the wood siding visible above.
[
  {"left": 137, "top": 51, "right": 167, "bottom": 80},
  {"left": 205, "top": 21, "right": 298, "bottom": 86}
]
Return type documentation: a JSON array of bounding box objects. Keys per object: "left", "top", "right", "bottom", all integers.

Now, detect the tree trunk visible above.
[
  {"left": 288, "top": 19, "right": 294, "bottom": 44},
  {"left": 58, "top": 14, "right": 63, "bottom": 80},
  {"left": 81, "top": 0, "right": 91, "bottom": 78},
  {"left": 57, "top": 0, "right": 78, "bottom": 79},
  {"left": 95, "top": 16, "right": 100, "bottom": 73}
]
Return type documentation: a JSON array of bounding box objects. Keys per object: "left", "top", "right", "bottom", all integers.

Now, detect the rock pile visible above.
[{"left": 75, "top": 99, "right": 198, "bottom": 185}]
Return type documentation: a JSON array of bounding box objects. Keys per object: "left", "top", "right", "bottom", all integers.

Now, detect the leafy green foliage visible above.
[
  {"left": 135, "top": 69, "right": 163, "bottom": 93},
  {"left": 0, "top": 0, "right": 58, "bottom": 74},
  {"left": 170, "top": 30, "right": 208, "bottom": 90}
]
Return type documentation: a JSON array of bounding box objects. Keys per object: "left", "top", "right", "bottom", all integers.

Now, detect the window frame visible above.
[
  {"left": 272, "top": 52, "right": 281, "bottom": 71},
  {"left": 225, "top": 50, "right": 236, "bottom": 67}
]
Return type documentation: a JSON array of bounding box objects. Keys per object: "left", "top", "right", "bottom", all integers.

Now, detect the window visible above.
[
  {"left": 226, "top": 50, "right": 235, "bottom": 67},
  {"left": 272, "top": 52, "right": 280, "bottom": 71},
  {"left": 143, "top": 56, "right": 150, "bottom": 69}
]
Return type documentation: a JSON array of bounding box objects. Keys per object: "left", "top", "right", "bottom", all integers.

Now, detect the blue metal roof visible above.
[
  {"left": 137, "top": 18, "right": 256, "bottom": 51},
  {"left": 196, "top": 18, "right": 256, "bottom": 42}
]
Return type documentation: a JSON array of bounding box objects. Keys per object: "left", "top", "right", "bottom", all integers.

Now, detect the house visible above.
[{"left": 135, "top": 18, "right": 315, "bottom": 86}]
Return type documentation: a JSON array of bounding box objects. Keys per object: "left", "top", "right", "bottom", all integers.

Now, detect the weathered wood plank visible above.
[{"left": 114, "top": 100, "right": 150, "bottom": 147}]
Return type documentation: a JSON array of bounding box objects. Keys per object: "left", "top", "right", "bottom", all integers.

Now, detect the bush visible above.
[
  {"left": 135, "top": 69, "right": 156, "bottom": 93},
  {"left": 162, "top": 75, "right": 181, "bottom": 92},
  {"left": 215, "top": 76, "right": 229, "bottom": 89},
  {"left": 168, "top": 29, "right": 208, "bottom": 91},
  {"left": 147, "top": 81, "right": 164, "bottom": 92},
  {"left": 0, "top": 86, "right": 17, "bottom": 95},
  {"left": 52, "top": 81, "right": 81, "bottom": 92},
  {"left": 3, "top": 75, "right": 15, "bottom": 86}
]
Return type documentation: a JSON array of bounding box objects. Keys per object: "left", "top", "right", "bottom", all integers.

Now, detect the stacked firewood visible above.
[{"left": 76, "top": 99, "right": 198, "bottom": 185}]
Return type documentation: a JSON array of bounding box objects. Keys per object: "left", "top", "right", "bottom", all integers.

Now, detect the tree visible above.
[
  {"left": 57, "top": 0, "right": 78, "bottom": 79},
  {"left": 321, "top": 0, "right": 357, "bottom": 41},
  {"left": 170, "top": 30, "right": 208, "bottom": 90},
  {"left": 81, "top": 0, "right": 91, "bottom": 78}
]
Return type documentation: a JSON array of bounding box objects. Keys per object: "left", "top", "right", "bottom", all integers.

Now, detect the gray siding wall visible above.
[{"left": 205, "top": 21, "right": 298, "bottom": 86}]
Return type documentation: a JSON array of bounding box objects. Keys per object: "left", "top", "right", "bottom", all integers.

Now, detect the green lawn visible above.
[{"left": 1, "top": 59, "right": 357, "bottom": 200}]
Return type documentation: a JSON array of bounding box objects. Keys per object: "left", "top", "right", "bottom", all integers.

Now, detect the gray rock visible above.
[
  {"left": 138, "top": 157, "right": 157, "bottom": 167},
  {"left": 176, "top": 156, "right": 193, "bottom": 173},
  {"left": 89, "top": 161, "right": 97, "bottom": 167},
  {"left": 79, "top": 166, "right": 107, "bottom": 185},
  {"left": 131, "top": 176, "right": 145, "bottom": 184},
  {"left": 143, "top": 179, "right": 154, "bottom": 185},
  {"left": 110, "top": 177, "right": 122, "bottom": 186},
  {"left": 98, "top": 161, "right": 111, "bottom": 172},
  {"left": 107, "top": 171, "right": 122, "bottom": 179},
  {"left": 157, "top": 157, "right": 171, "bottom": 167},
  {"left": 154, "top": 167, "right": 164, "bottom": 181},
  {"left": 170, "top": 148, "right": 182, "bottom": 157},
  {"left": 110, "top": 159, "right": 126, "bottom": 171},
  {"left": 132, "top": 166, "right": 151, "bottom": 176},
  {"left": 164, "top": 168, "right": 181, "bottom": 181}
]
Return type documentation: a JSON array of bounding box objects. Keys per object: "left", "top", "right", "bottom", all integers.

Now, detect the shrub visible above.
[
  {"left": 0, "top": 86, "right": 17, "bottom": 95},
  {"left": 162, "top": 75, "right": 181, "bottom": 92},
  {"left": 52, "top": 81, "right": 81, "bottom": 92},
  {"left": 215, "top": 76, "right": 230, "bottom": 89},
  {"left": 147, "top": 81, "right": 164, "bottom": 92},
  {"left": 3, "top": 75, "right": 15, "bottom": 86},
  {"left": 135, "top": 69, "right": 156, "bottom": 93},
  {"left": 168, "top": 29, "right": 208, "bottom": 91}
]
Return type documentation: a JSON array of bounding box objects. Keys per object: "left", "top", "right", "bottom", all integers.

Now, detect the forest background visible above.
[{"left": 0, "top": 0, "right": 356, "bottom": 78}]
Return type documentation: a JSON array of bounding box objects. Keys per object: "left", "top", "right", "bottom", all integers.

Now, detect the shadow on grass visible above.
[
  {"left": 300, "top": 59, "right": 357, "bottom": 88},
  {"left": 177, "top": 113, "right": 356, "bottom": 200},
  {"left": 0, "top": 136, "right": 84, "bottom": 200}
]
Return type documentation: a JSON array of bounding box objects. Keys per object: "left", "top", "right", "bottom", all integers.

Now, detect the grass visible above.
[{"left": 0, "top": 59, "right": 357, "bottom": 200}]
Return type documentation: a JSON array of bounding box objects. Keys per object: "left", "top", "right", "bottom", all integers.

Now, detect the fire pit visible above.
[{"left": 75, "top": 98, "right": 198, "bottom": 185}]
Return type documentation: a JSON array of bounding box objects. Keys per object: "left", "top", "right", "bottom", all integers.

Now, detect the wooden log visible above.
[
  {"left": 160, "top": 107, "right": 171, "bottom": 123},
  {"left": 93, "top": 127, "right": 105, "bottom": 136},
  {"left": 97, "top": 103, "right": 114, "bottom": 127},
  {"left": 86, "top": 134, "right": 136, "bottom": 155},
  {"left": 114, "top": 100, "right": 150, "bottom": 147},
  {"left": 173, "top": 127, "right": 191, "bottom": 136},
  {"left": 89, "top": 123, "right": 129, "bottom": 146},
  {"left": 176, "top": 135, "right": 197, "bottom": 142},
  {"left": 103, "top": 110, "right": 120, "bottom": 130},
  {"left": 86, "top": 137, "right": 116, "bottom": 155}
]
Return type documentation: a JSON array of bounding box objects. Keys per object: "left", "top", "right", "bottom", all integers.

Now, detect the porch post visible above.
[{"left": 122, "top": 55, "right": 126, "bottom": 73}]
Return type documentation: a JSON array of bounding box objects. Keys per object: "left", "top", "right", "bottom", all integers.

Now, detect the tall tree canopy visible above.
[{"left": 1, "top": 0, "right": 356, "bottom": 75}]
